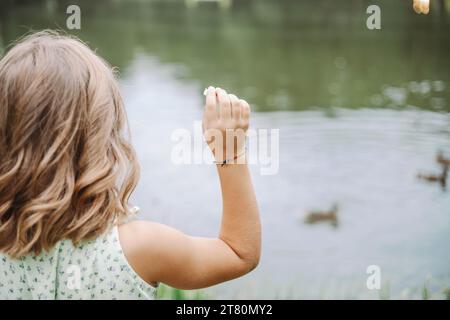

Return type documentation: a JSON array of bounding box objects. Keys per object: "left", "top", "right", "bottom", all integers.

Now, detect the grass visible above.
[
  {"left": 443, "top": 287, "right": 450, "bottom": 300},
  {"left": 156, "top": 284, "right": 207, "bottom": 300},
  {"left": 156, "top": 277, "right": 450, "bottom": 300},
  {"left": 379, "top": 281, "right": 391, "bottom": 300},
  {"left": 422, "top": 284, "right": 430, "bottom": 300}
]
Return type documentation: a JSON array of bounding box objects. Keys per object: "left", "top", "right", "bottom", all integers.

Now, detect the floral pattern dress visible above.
[{"left": 0, "top": 226, "right": 157, "bottom": 299}]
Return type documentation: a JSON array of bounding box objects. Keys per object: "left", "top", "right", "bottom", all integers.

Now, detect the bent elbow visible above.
[{"left": 241, "top": 253, "right": 260, "bottom": 275}]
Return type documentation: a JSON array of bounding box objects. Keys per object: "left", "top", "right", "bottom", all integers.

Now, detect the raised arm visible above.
[{"left": 118, "top": 87, "right": 261, "bottom": 290}]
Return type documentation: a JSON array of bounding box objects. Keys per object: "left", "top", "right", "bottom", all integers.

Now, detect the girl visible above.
[{"left": 0, "top": 31, "right": 260, "bottom": 299}]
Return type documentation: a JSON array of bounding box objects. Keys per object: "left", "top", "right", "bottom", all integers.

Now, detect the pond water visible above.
[{"left": 1, "top": 0, "right": 450, "bottom": 298}]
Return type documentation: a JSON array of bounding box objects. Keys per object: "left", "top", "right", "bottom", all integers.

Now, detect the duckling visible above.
[
  {"left": 417, "top": 164, "right": 448, "bottom": 190},
  {"left": 304, "top": 203, "right": 339, "bottom": 227},
  {"left": 436, "top": 150, "right": 450, "bottom": 167}
]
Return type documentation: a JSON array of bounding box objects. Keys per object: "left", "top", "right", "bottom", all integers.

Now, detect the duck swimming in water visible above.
[
  {"left": 304, "top": 203, "right": 339, "bottom": 227},
  {"left": 436, "top": 150, "right": 450, "bottom": 167},
  {"left": 417, "top": 164, "right": 448, "bottom": 190}
]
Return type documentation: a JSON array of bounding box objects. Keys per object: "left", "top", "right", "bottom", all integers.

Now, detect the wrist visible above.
[{"left": 214, "top": 148, "right": 247, "bottom": 166}]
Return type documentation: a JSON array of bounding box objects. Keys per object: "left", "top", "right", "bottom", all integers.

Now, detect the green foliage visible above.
[
  {"left": 443, "top": 287, "right": 450, "bottom": 300},
  {"left": 379, "top": 281, "right": 390, "bottom": 300},
  {"left": 156, "top": 284, "right": 207, "bottom": 300},
  {"left": 422, "top": 284, "right": 430, "bottom": 300}
]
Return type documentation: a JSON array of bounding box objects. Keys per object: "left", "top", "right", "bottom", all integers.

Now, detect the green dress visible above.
[{"left": 0, "top": 226, "right": 156, "bottom": 299}]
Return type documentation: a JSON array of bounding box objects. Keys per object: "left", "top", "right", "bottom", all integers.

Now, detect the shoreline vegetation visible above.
[{"left": 157, "top": 277, "right": 450, "bottom": 300}]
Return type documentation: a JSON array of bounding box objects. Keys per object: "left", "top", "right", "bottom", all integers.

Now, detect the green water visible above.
[{"left": 1, "top": 0, "right": 450, "bottom": 112}]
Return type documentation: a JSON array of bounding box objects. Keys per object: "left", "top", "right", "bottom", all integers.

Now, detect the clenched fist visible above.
[{"left": 203, "top": 86, "right": 250, "bottom": 164}]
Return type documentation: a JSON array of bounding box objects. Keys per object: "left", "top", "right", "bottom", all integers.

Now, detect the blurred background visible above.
[{"left": 1, "top": 0, "right": 450, "bottom": 299}]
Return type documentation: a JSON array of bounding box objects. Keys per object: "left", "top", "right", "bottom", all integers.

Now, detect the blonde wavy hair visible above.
[{"left": 0, "top": 30, "right": 140, "bottom": 257}]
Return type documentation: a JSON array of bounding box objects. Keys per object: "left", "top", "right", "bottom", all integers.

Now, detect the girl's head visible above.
[{"left": 0, "top": 30, "right": 139, "bottom": 257}]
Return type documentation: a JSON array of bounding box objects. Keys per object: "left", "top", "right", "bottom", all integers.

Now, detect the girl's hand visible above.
[
  {"left": 203, "top": 86, "right": 250, "bottom": 163},
  {"left": 413, "top": 0, "right": 429, "bottom": 14}
]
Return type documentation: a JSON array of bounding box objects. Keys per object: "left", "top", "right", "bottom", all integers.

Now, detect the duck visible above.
[
  {"left": 304, "top": 203, "right": 339, "bottom": 227},
  {"left": 417, "top": 164, "right": 448, "bottom": 190},
  {"left": 436, "top": 150, "right": 450, "bottom": 167}
]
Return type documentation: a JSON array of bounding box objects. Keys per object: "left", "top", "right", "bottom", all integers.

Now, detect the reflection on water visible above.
[
  {"left": 1, "top": 0, "right": 450, "bottom": 298},
  {"left": 1, "top": 0, "right": 450, "bottom": 112}
]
